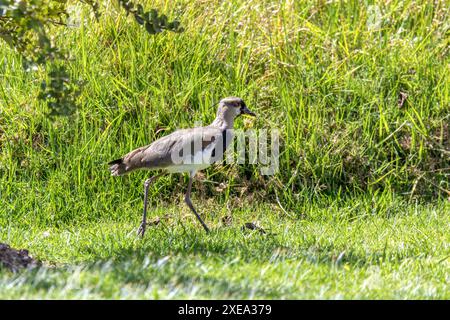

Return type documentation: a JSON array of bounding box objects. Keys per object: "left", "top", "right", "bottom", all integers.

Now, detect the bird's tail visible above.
[{"left": 108, "top": 158, "right": 127, "bottom": 176}]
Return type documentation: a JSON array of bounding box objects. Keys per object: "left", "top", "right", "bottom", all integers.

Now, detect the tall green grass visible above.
[{"left": 1, "top": 1, "right": 448, "bottom": 215}]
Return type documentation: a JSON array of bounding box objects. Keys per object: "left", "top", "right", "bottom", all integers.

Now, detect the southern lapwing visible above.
[{"left": 108, "top": 97, "right": 256, "bottom": 237}]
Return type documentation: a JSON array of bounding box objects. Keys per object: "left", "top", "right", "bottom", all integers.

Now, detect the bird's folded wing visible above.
[{"left": 126, "top": 127, "right": 223, "bottom": 169}]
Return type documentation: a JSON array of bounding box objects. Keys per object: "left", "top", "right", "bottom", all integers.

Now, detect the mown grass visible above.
[
  {"left": 0, "top": 0, "right": 449, "bottom": 299},
  {"left": 1, "top": 198, "right": 449, "bottom": 299}
]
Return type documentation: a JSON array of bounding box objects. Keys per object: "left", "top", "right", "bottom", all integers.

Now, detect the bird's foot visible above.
[{"left": 137, "top": 222, "right": 146, "bottom": 238}]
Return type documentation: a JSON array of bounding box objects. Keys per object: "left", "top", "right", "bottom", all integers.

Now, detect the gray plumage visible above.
[{"left": 108, "top": 127, "right": 229, "bottom": 176}]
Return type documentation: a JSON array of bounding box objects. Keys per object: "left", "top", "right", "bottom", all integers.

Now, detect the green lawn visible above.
[
  {"left": 2, "top": 197, "right": 449, "bottom": 299},
  {"left": 0, "top": 0, "right": 449, "bottom": 299}
]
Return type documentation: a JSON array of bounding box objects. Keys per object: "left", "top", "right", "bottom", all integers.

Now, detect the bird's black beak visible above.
[{"left": 240, "top": 104, "right": 256, "bottom": 117}]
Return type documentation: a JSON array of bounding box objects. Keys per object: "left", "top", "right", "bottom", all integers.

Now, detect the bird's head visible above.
[{"left": 218, "top": 96, "right": 256, "bottom": 119}]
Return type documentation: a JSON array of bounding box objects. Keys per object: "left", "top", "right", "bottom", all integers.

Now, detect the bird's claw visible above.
[{"left": 137, "top": 222, "right": 146, "bottom": 238}]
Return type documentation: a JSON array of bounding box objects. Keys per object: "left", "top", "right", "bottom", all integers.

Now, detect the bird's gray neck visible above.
[{"left": 210, "top": 112, "right": 234, "bottom": 130}]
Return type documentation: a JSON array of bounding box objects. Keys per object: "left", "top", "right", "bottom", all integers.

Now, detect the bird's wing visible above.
[{"left": 122, "top": 127, "right": 224, "bottom": 171}]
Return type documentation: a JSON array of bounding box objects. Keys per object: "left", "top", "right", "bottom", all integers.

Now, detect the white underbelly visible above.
[
  {"left": 165, "top": 163, "right": 210, "bottom": 173},
  {"left": 165, "top": 148, "right": 214, "bottom": 173}
]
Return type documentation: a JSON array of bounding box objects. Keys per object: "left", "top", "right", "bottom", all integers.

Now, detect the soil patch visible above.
[{"left": 0, "top": 243, "right": 40, "bottom": 272}]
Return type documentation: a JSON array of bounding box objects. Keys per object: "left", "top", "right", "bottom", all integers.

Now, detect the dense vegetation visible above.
[{"left": 0, "top": 0, "right": 449, "bottom": 298}]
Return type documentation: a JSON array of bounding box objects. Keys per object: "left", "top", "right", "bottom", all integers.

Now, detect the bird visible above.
[{"left": 108, "top": 97, "right": 256, "bottom": 237}]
